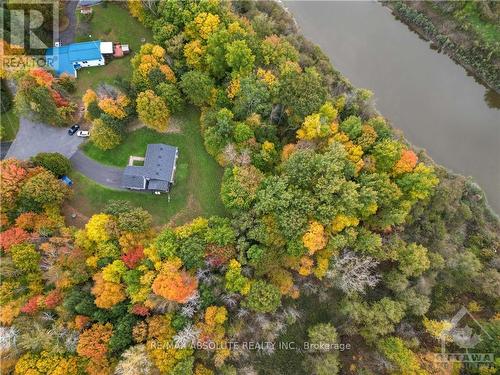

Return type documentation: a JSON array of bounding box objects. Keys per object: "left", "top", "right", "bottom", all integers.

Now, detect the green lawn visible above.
[
  {"left": 74, "top": 2, "right": 153, "bottom": 96},
  {"left": 459, "top": 3, "right": 500, "bottom": 46},
  {"left": 74, "top": 109, "right": 227, "bottom": 226},
  {"left": 0, "top": 109, "right": 19, "bottom": 141}
]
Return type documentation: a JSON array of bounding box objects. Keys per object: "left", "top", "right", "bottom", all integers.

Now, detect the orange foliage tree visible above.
[
  {"left": 77, "top": 323, "right": 113, "bottom": 374},
  {"left": 91, "top": 273, "right": 126, "bottom": 309},
  {"left": 152, "top": 258, "right": 198, "bottom": 303},
  {"left": 393, "top": 149, "right": 418, "bottom": 175}
]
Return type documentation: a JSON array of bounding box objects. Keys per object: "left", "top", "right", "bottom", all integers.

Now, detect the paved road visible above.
[
  {"left": 71, "top": 150, "right": 124, "bottom": 189},
  {"left": 6, "top": 117, "right": 84, "bottom": 160},
  {"left": 60, "top": 0, "right": 79, "bottom": 45}
]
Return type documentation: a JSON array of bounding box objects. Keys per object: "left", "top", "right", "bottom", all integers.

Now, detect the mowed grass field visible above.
[
  {"left": 74, "top": 2, "right": 153, "bottom": 96},
  {"left": 71, "top": 109, "right": 227, "bottom": 226},
  {"left": 0, "top": 109, "right": 19, "bottom": 141}
]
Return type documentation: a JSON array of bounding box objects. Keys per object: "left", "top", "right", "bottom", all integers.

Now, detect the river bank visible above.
[
  {"left": 281, "top": 1, "right": 499, "bottom": 214},
  {"left": 383, "top": 1, "right": 499, "bottom": 93}
]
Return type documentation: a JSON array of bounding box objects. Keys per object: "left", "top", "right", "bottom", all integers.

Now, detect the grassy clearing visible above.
[
  {"left": 74, "top": 109, "right": 226, "bottom": 226},
  {"left": 69, "top": 171, "right": 187, "bottom": 227},
  {"left": 458, "top": 3, "right": 499, "bottom": 46},
  {"left": 0, "top": 109, "right": 19, "bottom": 141},
  {"left": 74, "top": 2, "right": 153, "bottom": 96}
]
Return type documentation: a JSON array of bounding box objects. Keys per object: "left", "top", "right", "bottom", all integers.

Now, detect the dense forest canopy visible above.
[{"left": 0, "top": 1, "right": 498, "bottom": 375}]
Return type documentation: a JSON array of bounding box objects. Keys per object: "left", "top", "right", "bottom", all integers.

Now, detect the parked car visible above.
[
  {"left": 68, "top": 124, "right": 80, "bottom": 135},
  {"left": 77, "top": 130, "right": 90, "bottom": 137}
]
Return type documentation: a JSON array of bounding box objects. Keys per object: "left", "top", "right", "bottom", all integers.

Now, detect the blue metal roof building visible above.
[{"left": 45, "top": 41, "right": 104, "bottom": 77}]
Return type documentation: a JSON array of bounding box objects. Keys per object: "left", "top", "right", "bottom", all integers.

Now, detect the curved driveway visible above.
[
  {"left": 71, "top": 150, "right": 124, "bottom": 189},
  {"left": 6, "top": 118, "right": 124, "bottom": 190}
]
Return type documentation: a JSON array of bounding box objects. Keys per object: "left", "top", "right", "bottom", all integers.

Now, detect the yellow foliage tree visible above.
[
  {"left": 423, "top": 317, "right": 453, "bottom": 342},
  {"left": 85, "top": 213, "right": 112, "bottom": 243},
  {"left": 190, "top": 12, "right": 220, "bottom": 40},
  {"left": 302, "top": 221, "right": 327, "bottom": 254},
  {"left": 331, "top": 214, "right": 359, "bottom": 233},
  {"left": 136, "top": 90, "right": 170, "bottom": 132},
  {"left": 184, "top": 40, "right": 206, "bottom": 70}
]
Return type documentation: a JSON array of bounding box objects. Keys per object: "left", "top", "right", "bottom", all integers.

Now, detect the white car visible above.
[{"left": 76, "top": 130, "right": 90, "bottom": 137}]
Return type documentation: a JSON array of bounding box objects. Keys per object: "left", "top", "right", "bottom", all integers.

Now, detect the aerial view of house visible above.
[
  {"left": 45, "top": 40, "right": 106, "bottom": 77},
  {"left": 0, "top": 1, "right": 498, "bottom": 374},
  {"left": 121, "top": 144, "right": 178, "bottom": 193}
]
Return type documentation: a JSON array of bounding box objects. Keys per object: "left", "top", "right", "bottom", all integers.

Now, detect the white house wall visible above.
[{"left": 77, "top": 57, "right": 105, "bottom": 68}]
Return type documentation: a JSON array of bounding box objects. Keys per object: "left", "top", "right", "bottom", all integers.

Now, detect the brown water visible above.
[{"left": 285, "top": 1, "right": 500, "bottom": 212}]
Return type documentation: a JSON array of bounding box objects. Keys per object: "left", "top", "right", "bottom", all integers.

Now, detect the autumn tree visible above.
[
  {"left": 19, "top": 170, "right": 70, "bottom": 208},
  {"left": 0, "top": 227, "right": 30, "bottom": 251},
  {"left": 136, "top": 90, "right": 170, "bottom": 132},
  {"left": 152, "top": 258, "right": 198, "bottom": 303},
  {"left": 10, "top": 243, "right": 40, "bottom": 273},
  {"left": 91, "top": 273, "right": 126, "bottom": 309},
  {"left": 77, "top": 323, "right": 113, "bottom": 365},
  {"left": 90, "top": 117, "right": 123, "bottom": 150},
  {"left": 377, "top": 337, "right": 426, "bottom": 375}
]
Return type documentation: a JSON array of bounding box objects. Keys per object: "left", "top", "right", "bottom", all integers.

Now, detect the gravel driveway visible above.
[{"left": 5, "top": 117, "right": 84, "bottom": 160}]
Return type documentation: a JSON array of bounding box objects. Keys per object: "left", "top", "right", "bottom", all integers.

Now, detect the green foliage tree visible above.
[
  {"left": 225, "top": 40, "right": 255, "bottom": 76},
  {"left": 341, "top": 297, "right": 406, "bottom": 342},
  {"left": 180, "top": 70, "right": 215, "bottom": 106},
  {"left": 233, "top": 76, "right": 272, "bottom": 119},
  {"left": 244, "top": 280, "right": 281, "bottom": 313},
  {"left": 19, "top": 170, "right": 70, "bottom": 207},
  {"left": 117, "top": 208, "right": 153, "bottom": 233},
  {"left": 30, "top": 152, "right": 71, "bottom": 177},
  {"left": 156, "top": 82, "right": 185, "bottom": 114},
  {"left": 90, "top": 118, "right": 122, "bottom": 150},
  {"left": 278, "top": 67, "right": 327, "bottom": 126}
]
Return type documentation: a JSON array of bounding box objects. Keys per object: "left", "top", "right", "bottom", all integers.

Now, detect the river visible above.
[{"left": 285, "top": 1, "right": 500, "bottom": 213}]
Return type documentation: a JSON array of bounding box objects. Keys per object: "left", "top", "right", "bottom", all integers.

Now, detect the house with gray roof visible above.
[{"left": 121, "top": 144, "right": 178, "bottom": 192}]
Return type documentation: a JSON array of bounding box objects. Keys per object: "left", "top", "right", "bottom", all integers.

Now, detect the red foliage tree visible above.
[
  {"left": 21, "top": 295, "right": 41, "bottom": 315},
  {"left": 131, "top": 304, "right": 150, "bottom": 317},
  {"left": 121, "top": 246, "right": 144, "bottom": 269},
  {"left": 51, "top": 90, "right": 69, "bottom": 107},
  {"left": 29, "top": 68, "right": 54, "bottom": 86},
  {"left": 44, "top": 289, "right": 62, "bottom": 309},
  {"left": 0, "top": 227, "right": 30, "bottom": 252}
]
